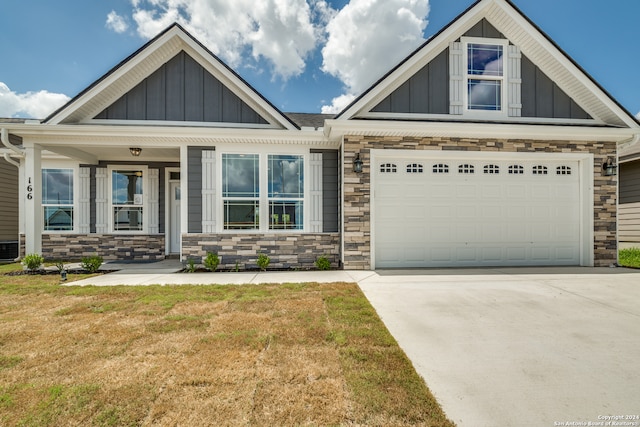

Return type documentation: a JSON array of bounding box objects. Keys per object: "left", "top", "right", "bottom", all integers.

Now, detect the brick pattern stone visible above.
[
  {"left": 182, "top": 233, "right": 340, "bottom": 270},
  {"left": 32, "top": 234, "right": 165, "bottom": 261},
  {"left": 343, "top": 135, "right": 618, "bottom": 269}
]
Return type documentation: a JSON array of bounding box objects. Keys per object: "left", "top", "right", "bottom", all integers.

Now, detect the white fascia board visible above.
[
  {"left": 9, "top": 123, "right": 334, "bottom": 147},
  {"left": 325, "top": 119, "right": 636, "bottom": 143},
  {"left": 47, "top": 29, "right": 184, "bottom": 125},
  {"left": 488, "top": 0, "right": 638, "bottom": 129}
]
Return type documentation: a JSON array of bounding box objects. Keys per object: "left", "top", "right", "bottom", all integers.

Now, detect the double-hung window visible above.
[
  {"left": 221, "top": 153, "right": 304, "bottom": 231},
  {"left": 42, "top": 168, "right": 74, "bottom": 231},
  {"left": 222, "top": 154, "right": 260, "bottom": 230},
  {"left": 464, "top": 38, "right": 506, "bottom": 113},
  {"left": 112, "top": 169, "right": 144, "bottom": 231},
  {"left": 268, "top": 155, "right": 303, "bottom": 230}
]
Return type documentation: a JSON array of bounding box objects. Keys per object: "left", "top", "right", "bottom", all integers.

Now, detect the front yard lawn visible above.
[{"left": 0, "top": 263, "right": 454, "bottom": 426}]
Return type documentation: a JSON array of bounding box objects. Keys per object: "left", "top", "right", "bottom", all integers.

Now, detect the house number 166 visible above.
[{"left": 26, "top": 177, "right": 33, "bottom": 200}]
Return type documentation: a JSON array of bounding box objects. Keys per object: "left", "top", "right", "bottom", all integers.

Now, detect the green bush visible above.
[
  {"left": 185, "top": 258, "right": 197, "bottom": 273},
  {"left": 315, "top": 255, "right": 331, "bottom": 271},
  {"left": 81, "top": 255, "right": 103, "bottom": 273},
  {"left": 619, "top": 248, "right": 640, "bottom": 268},
  {"left": 22, "top": 253, "right": 44, "bottom": 271},
  {"left": 203, "top": 252, "right": 220, "bottom": 271},
  {"left": 257, "top": 253, "right": 270, "bottom": 271}
]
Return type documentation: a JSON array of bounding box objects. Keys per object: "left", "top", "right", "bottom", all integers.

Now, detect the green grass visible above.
[
  {"left": 619, "top": 248, "right": 640, "bottom": 268},
  {"left": 0, "top": 263, "right": 455, "bottom": 426}
]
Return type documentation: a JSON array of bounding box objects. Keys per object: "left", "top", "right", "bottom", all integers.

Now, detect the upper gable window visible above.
[
  {"left": 458, "top": 37, "right": 509, "bottom": 116},
  {"left": 467, "top": 43, "right": 504, "bottom": 111}
]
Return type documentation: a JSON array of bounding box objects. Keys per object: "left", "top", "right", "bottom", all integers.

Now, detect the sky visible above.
[{"left": 0, "top": 0, "right": 638, "bottom": 120}]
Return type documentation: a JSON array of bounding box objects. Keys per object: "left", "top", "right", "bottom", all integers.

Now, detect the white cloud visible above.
[
  {"left": 0, "top": 82, "right": 70, "bottom": 119},
  {"left": 129, "top": 0, "right": 323, "bottom": 79},
  {"left": 636, "top": 111, "right": 640, "bottom": 120},
  {"left": 106, "top": 11, "right": 129, "bottom": 33},
  {"left": 320, "top": 0, "right": 430, "bottom": 112},
  {"left": 107, "top": 0, "right": 432, "bottom": 113},
  {"left": 321, "top": 93, "right": 356, "bottom": 114}
]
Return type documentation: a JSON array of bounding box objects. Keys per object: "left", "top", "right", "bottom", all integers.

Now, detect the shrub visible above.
[
  {"left": 315, "top": 255, "right": 331, "bottom": 271},
  {"left": 185, "top": 258, "right": 197, "bottom": 273},
  {"left": 256, "top": 253, "right": 270, "bottom": 271},
  {"left": 22, "top": 253, "right": 44, "bottom": 272},
  {"left": 81, "top": 255, "right": 103, "bottom": 273},
  {"left": 203, "top": 252, "right": 220, "bottom": 272},
  {"left": 619, "top": 248, "right": 640, "bottom": 268}
]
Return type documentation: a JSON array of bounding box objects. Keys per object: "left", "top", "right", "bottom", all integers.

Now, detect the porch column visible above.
[{"left": 23, "top": 143, "right": 42, "bottom": 255}]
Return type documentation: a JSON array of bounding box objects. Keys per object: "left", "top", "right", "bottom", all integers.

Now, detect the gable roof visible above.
[
  {"left": 336, "top": 0, "right": 639, "bottom": 129},
  {"left": 45, "top": 23, "right": 299, "bottom": 130}
]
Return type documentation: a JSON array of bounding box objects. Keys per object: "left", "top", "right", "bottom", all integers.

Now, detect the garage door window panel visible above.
[
  {"left": 380, "top": 163, "right": 397, "bottom": 173},
  {"left": 433, "top": 164, "right": 449, "bottom": 174},
  {"left": 458, "top": 164, "right": 475, "bottom": 174},
  {"left": 407, "top": 163, "right": 424, "bottom": 173}
]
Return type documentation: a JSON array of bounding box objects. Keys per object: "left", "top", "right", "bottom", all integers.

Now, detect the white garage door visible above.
[{"left": 374, "top": 153, "right": 583, "bottom": 268}]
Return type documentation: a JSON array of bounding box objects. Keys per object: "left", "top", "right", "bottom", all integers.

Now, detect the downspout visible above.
[
  {"left": 3, "top": 153, "right": 20, "bottom": 168},
  {"left": 1, "top": 127, "right": 24, "bottom": 158}
]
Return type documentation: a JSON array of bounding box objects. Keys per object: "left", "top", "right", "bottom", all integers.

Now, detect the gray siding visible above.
[
  {"left": 372, "top": 48, "right": 449, "bottom": 114},
  {"left": 95, "top": 51, "right": 269, "bottom": 125},
  {"left": 0, "top": 159, "right": 18, "bottom": 243},
  {"left": 188, "top": 147, "right": 207, "bottom": 233},
  {"left": 521, "top": 55, "right": 591, "bottom": 119},
  {"left": 620, "top": 160, "right": 640, "bottom": 204},
  {"left": 463, "top": 18, "right": 504, "bottom": 38},
  {"left": 312, "top": 150, "right": 340, "bottom": 233}
]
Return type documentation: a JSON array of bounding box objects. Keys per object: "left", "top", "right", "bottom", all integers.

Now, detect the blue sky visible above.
[{"left": 0, "top": 0, "right": 638, "bottom": 119}]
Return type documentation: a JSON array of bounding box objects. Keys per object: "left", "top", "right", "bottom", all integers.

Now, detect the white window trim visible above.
[
  {"left": 461, "top": 36, "right": 510, "bottom": 120},
  {"left": 108, "top": 165, "right": 149, "bottom": 234},
  {"left": 216, "top": 145, "right": 309, "bottom": 233},
  {"left": 41, "top": 162, "right": 79, "bottom": 234}
]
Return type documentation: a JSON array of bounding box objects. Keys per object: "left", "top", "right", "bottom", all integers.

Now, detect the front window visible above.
[
  {"left": 467, "top": 42, "right": 504, "bottom": 111},
  {"left": 112, "top": 170, "right": 144, "bottom": 231},
  {"left": 268, "top": 155, "right": 303, "bottom": 230},
  {"left": 221, "top": 153, "right": 304, "bottom": 231},
  {"left": 43, "top": 169, "right": 74, "bottom": 231},
  {"left": 222, "top": 154, "right": 259, "bottom": 230}
]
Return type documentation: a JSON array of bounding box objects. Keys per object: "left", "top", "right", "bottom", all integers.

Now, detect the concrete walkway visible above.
[{"left": 69, "top": 261, "right": 375, "bottom": 286}]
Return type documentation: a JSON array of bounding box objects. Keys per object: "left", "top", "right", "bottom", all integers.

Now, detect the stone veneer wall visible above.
[
  {"left": 182, "top": 233, "right": 341, "bottom": 270},
  {"left": 29, "top": 234, "right": 166, "bottom": 261},
  {"left": 343, "top": 135, "right": 618, "bottom": 270}
]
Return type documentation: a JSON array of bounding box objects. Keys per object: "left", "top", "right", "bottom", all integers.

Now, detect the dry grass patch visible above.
[{"left": 0, "top": 264, "right": 454, "bottom": 426}]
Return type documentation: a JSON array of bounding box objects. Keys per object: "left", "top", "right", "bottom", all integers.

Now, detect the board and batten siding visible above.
[
  {"left": 372, "top": 48, "right": 449, "bottom": 115},
  {"left": 188, "top": 147, "right": 207, "bottom": 233},
  {"left": 619, "top": 161, "right": 640, "bottom": 248},
  {"left": 0, "top": 159, "right": 18, "bottom": 244},
  {"left": 369, "top": 17, "right": 590, "bottom": 121},
  {"left": 95, "top": 51, "right": 269, "bottom": 125}
]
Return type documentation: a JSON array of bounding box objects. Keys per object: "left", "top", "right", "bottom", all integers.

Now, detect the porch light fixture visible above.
[
  {"left": 602, "top": 157, "right": 617, "bottom": 176},
  {"left": 353, "top": 153, "right": 364, "bottom": 173},
  {"left": 129, "top": 147, "right": 142, "bottom": 157}
]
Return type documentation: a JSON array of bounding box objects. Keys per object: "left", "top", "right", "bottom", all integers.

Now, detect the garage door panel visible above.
[{"left": 374, "top": 156, "right": 583, "bottom": 268}]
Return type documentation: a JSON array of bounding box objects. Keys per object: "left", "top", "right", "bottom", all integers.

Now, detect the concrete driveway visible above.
[{"left": 358, "top": 267, "right": 640, "bottom": 427}]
